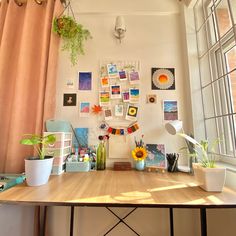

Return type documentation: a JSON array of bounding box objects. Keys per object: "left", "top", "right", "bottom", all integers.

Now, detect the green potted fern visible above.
[
  {"left": 52, "top": 15, "right": 92, "bottom": 66},
  {"left": 20, "top": 134, "right": 56, "bottom": 186}
]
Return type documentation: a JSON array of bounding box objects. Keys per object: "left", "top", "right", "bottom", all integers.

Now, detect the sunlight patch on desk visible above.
[
  {"left": 185, "top": 199, "right": 206, "bottom": 204},
  {"left": 114, "top": 191, "right": 151, "bottom": 201},
  {"left": 147, "top": 184, "right": 188, "bottom": 192},
  {"left": 207, "top": 195, "right": 224, "bottom": 204}
]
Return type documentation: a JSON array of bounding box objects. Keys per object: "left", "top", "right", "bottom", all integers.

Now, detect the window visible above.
[{"left": 194, "top": 0, "right": 236, "bottom": 160}]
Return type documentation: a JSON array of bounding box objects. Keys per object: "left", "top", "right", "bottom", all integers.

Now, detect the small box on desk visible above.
[
  {"left": 114, "top": 162, "right": 132, "bottom": 171},
  {"left": 66, "top": 162, "right": 90, "bottom": 172}
]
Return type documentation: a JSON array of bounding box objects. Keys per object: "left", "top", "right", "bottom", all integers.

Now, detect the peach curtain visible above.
[{"left": 0, "top": 0, "right": 63, "bottom": 173}]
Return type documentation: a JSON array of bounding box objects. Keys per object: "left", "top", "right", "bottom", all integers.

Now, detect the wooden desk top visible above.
[{"left": 0, "top": 170, "right": 236, "bottom": 208}]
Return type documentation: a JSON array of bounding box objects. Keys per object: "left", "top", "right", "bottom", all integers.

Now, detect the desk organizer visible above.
[
  {"left": 43, "top": 132, "right": 72, "bottom": 175},
  {"left": 66, "top": 162, "right": 90, "bottom": 172}
]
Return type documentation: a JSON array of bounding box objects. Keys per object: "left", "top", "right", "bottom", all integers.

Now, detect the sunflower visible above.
[{"left": 132, "top": 147, "right": 147, "bottom": 161}]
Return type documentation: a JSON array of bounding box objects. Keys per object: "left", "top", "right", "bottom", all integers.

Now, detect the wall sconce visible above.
[{"left": 114, "top": 16, "right": 126, "bottom": 43}]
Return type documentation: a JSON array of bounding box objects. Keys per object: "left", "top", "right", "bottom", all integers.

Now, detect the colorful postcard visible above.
[
  {"left": 100, "top": 76, "right": 109, "bottom": 87},
  {"left": 99, "top": 91, "right": 110, "bottom": 106},
  {"left": 78, "top": 72, "right": 92, "bottom": 90},
  {"left": 63, "top": 93, "right": 77, "bottom": 106},
  {"left": 145, "top": 144, "right": 166, "bottom": 168},
  {"left": 129, "top": 88, "right": 139, "bottom": 103},
  {"left": 74, "top": 128, "right": 88, "bottom": 148},
  {"left": 79, "top": 102, "right": 90, "bottom": 117},
  {"left": 119, "top": 70, "right": 127, "bottom": 81},
  {"left": 163, "top": 100, "right": 178, "bottom": 120},
  {"left": 126, "top": 105, "right": 138, "bottom": 121},
  {"left": 104, "top": 108, "right": 113, "bottom": 120},
  {"left": 152, "top": 68, "right": 175, "bottom": 90},
  {"left": 128, "top": 71, "right": 140, "bottom": 84},
  {"left": 115, "top": 104, "right": 124, "bottom": 117},
  {"left": 122, "top": 91, "right": 130, "bottom": 102},
  {"left": 110, "top": 85, "right": 122, "bottom": 99},
  {"left": 107, "top": 63, "right": 119, "bottom": 79},
  {"left": 147, "top": 94, "right": 157, "bottom": 104}
]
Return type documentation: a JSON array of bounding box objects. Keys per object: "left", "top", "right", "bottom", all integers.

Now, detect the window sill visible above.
[{"left": 216, "top": 162, "right": 236, "bottom": 173}]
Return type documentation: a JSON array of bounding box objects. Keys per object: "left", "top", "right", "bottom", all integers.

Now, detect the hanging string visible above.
[{"left": 57, "top": 1, "right": 76, "bottom": 20}]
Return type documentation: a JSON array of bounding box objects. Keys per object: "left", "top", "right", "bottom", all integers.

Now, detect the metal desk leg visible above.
[
  {"left": 169, "top": 208, "right": 174, "bottom": 236},
  {"left": 200, "top": 208, "right": 207, "bottom": 236},
  {"left": 70, "top": 206, "right": 75, "bottom": 236}
]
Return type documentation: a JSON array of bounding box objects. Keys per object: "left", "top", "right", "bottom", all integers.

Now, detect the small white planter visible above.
[
  {"left": 193, "top": 163, "right": 226, "bottom": 192},
  {"left": 25, "top": 156, "right": 53, "bottom": 186}
]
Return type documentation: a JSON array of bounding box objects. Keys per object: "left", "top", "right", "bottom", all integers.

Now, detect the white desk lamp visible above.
[{"left": 165, "top": 120, "right": 191, "bottom": 173}]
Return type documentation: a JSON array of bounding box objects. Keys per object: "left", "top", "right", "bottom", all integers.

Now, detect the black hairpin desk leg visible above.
[
  {"left": 70, "top": 206, "right": 75, "bottom": 236},
  {"left": 200, "top": 208, "right": 207, "bottom": 236},
  {"left": 169, "top": 208, "right": 174, "bottom": 236}
]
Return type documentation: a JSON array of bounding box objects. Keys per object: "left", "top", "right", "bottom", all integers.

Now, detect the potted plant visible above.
[
  {"left": 20, "top": 134, "right": 56, "bottom": 186},
  {"left": 52, "top": 15, "right": 92, "bottom": 66},
  {"left": 179, "top": 133, "right": 226, "bottom": 192}
]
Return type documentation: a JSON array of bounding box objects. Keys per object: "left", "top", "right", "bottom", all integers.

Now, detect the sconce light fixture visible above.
[{"left": 114, "top": 16, "right": 126, "bottom": 42}]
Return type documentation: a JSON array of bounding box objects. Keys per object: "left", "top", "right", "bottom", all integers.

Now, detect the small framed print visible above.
[
  {"left": 163, "top": 100, "right": 178, "bottom": 120},
  {"left": 147, "top": 94, "right": 157, "bottom": 104},
  {"left": 79, "top": 102, "right": 90, "bottom": 117},
  {"left": 78, "top": 72, "right": 92, "bottom": 91},
  {"left": 66, "top": 79, "right": 75, "bottom": 89},
  {"left": 107, "top": 63, "right": 119, "bottom": 79},
  {"left": 104, "top": 108, "right": 113, "bottom": 120},
  {"left": 100, "top": 76, "right": 109, "bottom": 87},
  {"left": 128, "top": 71, "right": 140, "bottom": 84},
  {"left": 118, "top": 70, "right": 127, "bottom": 81},
  {"left": 126, "top": 105, "right": 138, "bottom": 121},
  {"left": 110, "top": 85, "right": 122, "bottom": 99},
  {"left": 99, "top": 91, "right": 110, "bottom": 106},
  {"left": 145, "top": 144, "right": 166, "bottom": 168},
  {"left": 63, "top": 93, "right": 77, "bottom": 106},
  {"left": 122, "top": 91, "right": 130, "bottom": 102},
  {"left": 115, "top": 104, "right": 124, "bottom": 117},
  {"left": 129, "top": 88, "right": 139, "bottom": 103}
]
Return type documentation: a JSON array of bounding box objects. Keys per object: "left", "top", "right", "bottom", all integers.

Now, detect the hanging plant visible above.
[{"left": 52, "top": 15, "right": 92, "bottom": 66}]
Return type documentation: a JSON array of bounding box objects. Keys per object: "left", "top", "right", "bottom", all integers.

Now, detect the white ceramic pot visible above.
[
  {"left": 25, "top": 156, "right": 53, "bottom": 186},
  {"left": 193, "top": 163, "right": 226, "bottom": 192}
]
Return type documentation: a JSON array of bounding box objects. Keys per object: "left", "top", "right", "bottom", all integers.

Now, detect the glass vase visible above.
[
  {"left": 96, "top": 141, "right": 106, "bottom": 170},
  {"left": 135, "top": 159, "right": 145, "bottom": 171}
]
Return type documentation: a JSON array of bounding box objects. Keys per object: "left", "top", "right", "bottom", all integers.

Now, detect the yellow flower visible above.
[{"left": 132, "top": 147, "right": 147, "bottom": 161}]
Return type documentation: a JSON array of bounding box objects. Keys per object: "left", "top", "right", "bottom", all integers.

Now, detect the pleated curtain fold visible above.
[{"left": 0, "top": 0, "right": 63, "bottom": 173}]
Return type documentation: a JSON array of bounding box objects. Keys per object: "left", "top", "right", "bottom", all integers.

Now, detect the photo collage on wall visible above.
[{"left": 99, "top": 60, "right": 140, "bottom": 129}]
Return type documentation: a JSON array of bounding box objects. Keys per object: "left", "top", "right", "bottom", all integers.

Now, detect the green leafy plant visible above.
[
  {"left": 179, "top": 133, "right": 221, "bottom": 168},
  {"left": 52, "top": 15, "right": 92, "bottom": 66},
  {"left": 20, "top": 134, "right": 56, "bottom": 160}
]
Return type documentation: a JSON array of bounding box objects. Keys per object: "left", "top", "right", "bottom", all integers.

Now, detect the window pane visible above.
[
  {"left": 225, "top": 45, "right": 236, "bottom": 72},
  {"left": 197, "top": 25, "right": 208, "bottom": 57},
  {"left": 199, "top": 54, "right": 212, "bottom": 86},
  {"left": 213, "top": 78, "right": 231, "bottom": 116},
  {"left": 229, "top": 0, "right": 236, "bottom": 24},
  {"left": 227, "top": 70, "right": 236, "bottom": 112},
  {"left": 205, "top": 118, "right": 219, "bottom": 152},
  {"left": 216, "top": 0, "right": 233, "bottom": 37},
  {"left": 194, "top": 0, "right": 205, "bottom": 30},
  {"left": 202, "top": 85, "right": 215, "bottom": 118},
  {"left": 203, "top": 0, "right": 215, "bottom": 17},
  {"left": 206, "top": 13, "right": 218, "bottom": 47}
]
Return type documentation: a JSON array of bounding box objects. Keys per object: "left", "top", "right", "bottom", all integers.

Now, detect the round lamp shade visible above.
[{"left": 165, "top": 120, "right": 183, "bottom": 135}]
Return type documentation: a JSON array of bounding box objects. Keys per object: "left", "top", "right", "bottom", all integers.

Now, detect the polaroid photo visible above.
[
  {"left": 163, "top": 100, "right": 178, "bottom": 120},
  {"left": 100, "top": 76, "right": 109, "bottom": 88},
  {"left": 126, "top": 105, "right": 138, "bottom": 121},
  {"left": 129, "top": 88, "right": 139, "bottom": 103},
  {"left": 128, "top": 71, "right": 140, "bottom": 84},
  {"left": 99, "top": 91, "right": 110, "bottom": 107},
  {"left": 79, "top": 102, "right": 90, "bottom": 117},
  {"left": 104, "top": 108, "right": 113, "bottom": 120},
  {"left": 147, "top": 94, "right": 157, "bottom": 104},
  {"left": 118, "top": 70, "right": 128, "bottom": 81},
  {"left": 107, "top": 63, "right": 119, "bottom": 79},
  {"left": 66, "top": 79, "right": 75, "bottom": 89},
  {"left": 115, "top": 104, "right": 124, "bottom": 117},
  {"left": 122, "top": 91, "right": 130, "bottom": 102},
  {"left": 78, "top": 72, "right": 92, "bottom": 91},
  {"left": 63, "top": 93, "right": 77, "bottom": 106},
  {"left": 110, "top": 85, "right": 122, "bottom": 99}
]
